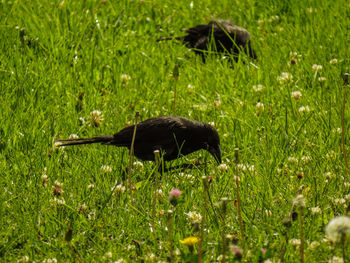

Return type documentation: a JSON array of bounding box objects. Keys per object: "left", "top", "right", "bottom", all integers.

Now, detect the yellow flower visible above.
[{"left": 180, "top": 236, "right": 200, "bottom": 246}]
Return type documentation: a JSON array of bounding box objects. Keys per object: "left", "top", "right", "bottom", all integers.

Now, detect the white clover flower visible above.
[
  {"left": 289, "top": 238, "right": 301, "bottom": 246},
  {"left": 334, "top": 198, "right": 346, "bottom": 205},
  {"left": 87, "top": 183, "right": 95, "bottom": 189},
  {"left": 17, "top": 256, "right": 29, "bottom": 263},
  {"left": 88, "top": 110, "right": 104, "bottom": 127},
  {"left": 256, "top": 102, "right": 264, "bottom": 110},
  {"left": 252, "top": 84, "right": 265, "bottom": 92},
  {"left": 298, "top": 106, "right": 310, "bottom": 113},
  {"left": 287, "top": 156, "right": 298, "bottom": 164},
  {"left": 120, "top": 74, "right": 131, "bottom": 84},
  {"left": 208, "top": 121, "right": 215, "bottom": 127},
  {"left": 291, "top": 91, "right": 302, "bottom": 100},
  {"left": 325, "top": 216, "right": 350, "bottom": 242},
  {"left": 145, "top": 253, "right": 155, "bottom": 261},
  {"left": 133, "top": 161, "right": 144, "bottom": 169},
  {"left": 309, "top": 241, "right": 320, "bottom": 249},
  {"left": 310, "top": 205, "right": 322, "bottom": 214},
  {"left": 42, "top": 259, "right": 58, "bottom": 263},
  {"left": 344, "top": 182, "right": 350, "bottom": 188},
  {"left": 312, "top": 64, "right": 322, "bottom": 71},
  {"left": 68, "top": 134, "right": 79, "bottom": 139},
  {"left": 218, "top": 163, "right": 229, "bottom": 172},
  {"left": 49, "top": 197, "right": 65, "bottom": 206},
  {"left": 101, "top": 165, "right": 112, "bottom": 173},
  {"left": 156, "top": 189, "right": 164, "bottom": 198},
  {"left": 104, "top": 252, "right": 113, "bottom": 259},
  {"left": 329, "top": 58, "right": 338, "bottom": 64},
  {"left": 115, "top": 259, "right": 127, "bottom": 263},
  {"left": 324, "top": 172, "right": 336, "bottom": 179},
  {"left": 54, "top": 180, "right": 63, "bottom": 188},
  {"left": 329, "top": 257, "right": 344, "bottom": 263},
  {"left": 268, "top": 15, "right": 280, "bottom": 22},
  {"left": 332, "top": 128, "right": 342, "bottom": 134},
  {"left": 277, "top": 72, "right": 293, "bottom": 84},
  {"left": 293, "top": 194, "right": 306, "bottom": 207},
  {"left": 178, "top": 173, "right": 195, "bottom": 183},
  {"left": 311, "top": 206, "right": 321, "bottom": 214},
  {"left": 112, "top": 184, "right": 126, "bottom": 195},
  {"left": 318, "top": 77, "right": 326, "bottom": 82},
  {"left": 185, "top": 211, "right": 202, "bottom": 224},
  {"left": 301, "top": 155, "right": 312, "bottom": 163}
]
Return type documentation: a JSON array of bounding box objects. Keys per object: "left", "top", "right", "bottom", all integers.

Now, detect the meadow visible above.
[{"left": 1, "top": 0, "right": 350, "bottom": 262}]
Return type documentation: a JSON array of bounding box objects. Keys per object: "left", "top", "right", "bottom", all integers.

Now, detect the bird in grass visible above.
[
  {"left": 157, "top": 20, "right": 257, "bottom": 60},
  {"left": 55, "top": 116, "right": 221, "bottom": 164}
]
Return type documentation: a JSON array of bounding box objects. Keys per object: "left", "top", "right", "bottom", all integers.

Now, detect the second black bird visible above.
[
  {"left": 158, "top": 20, "right": 257, "bottom": 60},
  {"left": 55, "top": 116, "right": 221, "bottom": 164}
]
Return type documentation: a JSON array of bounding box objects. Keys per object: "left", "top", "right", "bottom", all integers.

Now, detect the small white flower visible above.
[
  {"left": 289, "top": 238, "right": 301, "bottom": 246},
  {"left": 101, "top": 165, "right": 112, "bottom": 173},
  {"left": 329, "top": 257, "right": 344, "bottom": 263},
  {"left": 310, "top": 206, "right": 321, "bottom": 214},
  {"left": 312, "top": 64, "right": 322, "bottom": 71},
  {"left": 268, "top": 15, "right": 280, "bottom": 23},
  {"left": 287, "top": 156, "right": 298, "bottom": 164},
  {"left": 112, "top": 184, "right": 126, "bottom": 195},
  {"left": 87, "top": 183, "right": 95, "bottom": 189},
  {"left": 120, "top": 74, "right": 131, "bottom": 85},
  {"left": 68, "top": 134, "right": 79, "bottom": 139},
  {"left": 325, "top": 216, "right": 350, "bottom": 242},
  {"left": 178, "top": 173, "right": 195, "bottom": 183},
  {"left": 329, "top": 58, "right": 338, "bottom": 64},
  {"left": 252, "top": 84, "right": 265, "bottom": 92},
  {"left": 42, "top": 259, "right": 58, "bottom": 263},
  {"left": 133, "top": 161, "right": 144, "bottom": 169},
  {"left": 298, "top": 106, "right": 310, "bottom": 113},
  {"left": 334, "top": 198, "right": 346, "bottom": 205},
  {"left": 104, "top": 251, "right": 112, "bottom": 259},
  {"left": 145, "top": 253, "right": 155, "bottom": 261},
  {"left": 301, "top": 155, "right": 312, "bottom": 163},
  {"left": 309, "top": 241, "right": 320, "bottom": 249},
  {"left": 49, "top": 197, "right": 65, "bottom": 206},
  {"left": 88, "top": 110, "right": 104, "bottom": 127},
  {"left": 344, "top": 182, "right": 350, "bottom": 188},
  {"left": 277, "top": 72, "right": 293, "bottom": 84},
  {"left": 256, "top": 102, "right": 265, "bottom": 111},
  {"left": 218, "top": 163, "right": 229, "bottom": 172},
  {"left": 17, "top": 256, "right": 29, "bottom": 263},
  {"left": 185, "top": 211, "right": 202, "bottom": 224},
  {"left": 291, "top": 91, "right": 302, "bottom": 100},
  {"left": 115, "top": 259, "right": 127, "bottom": 263},
  {"left": 293, "top": 194, "right": 306, "bottom": 207},
  {"left": 54, "top": 180, "right": 63, "bottom": 188},
  {"left": 157, "top": 189, "right": 164, "bottom": 198}
]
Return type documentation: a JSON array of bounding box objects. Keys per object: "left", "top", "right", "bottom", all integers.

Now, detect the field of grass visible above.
[{"left": 1, "top": 0, "right": 350, "bottom": 262}]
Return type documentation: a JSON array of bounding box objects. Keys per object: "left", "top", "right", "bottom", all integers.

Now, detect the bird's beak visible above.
[{"left": 209, "top": 145, "right": 221, "bottom": 164}]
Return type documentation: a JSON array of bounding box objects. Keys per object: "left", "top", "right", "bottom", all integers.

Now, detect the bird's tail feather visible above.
[{"left": 54, "top": 135, "right": 114, "bottom": 147}]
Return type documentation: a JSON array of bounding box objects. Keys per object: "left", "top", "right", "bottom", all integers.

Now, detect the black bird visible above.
[
  {"left": 55, "top": 116, "right": 221, "bottom": 164},
  {"left": 158, "top": 20, "right": 257, "bottom": 60}
]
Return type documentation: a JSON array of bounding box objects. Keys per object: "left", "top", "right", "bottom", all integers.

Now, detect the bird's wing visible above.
[{"left": 110, "top": 116, "right": 188, "bottom": 148}]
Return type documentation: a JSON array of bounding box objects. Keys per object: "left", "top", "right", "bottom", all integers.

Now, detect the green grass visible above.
[{"left": 1, "top": 0, "right": 350, "bottom": 262}]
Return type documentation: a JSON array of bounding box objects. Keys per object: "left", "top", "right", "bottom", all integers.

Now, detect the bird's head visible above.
[{"left": 204, "top": 123, "right": 221, "bottom": 164}]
